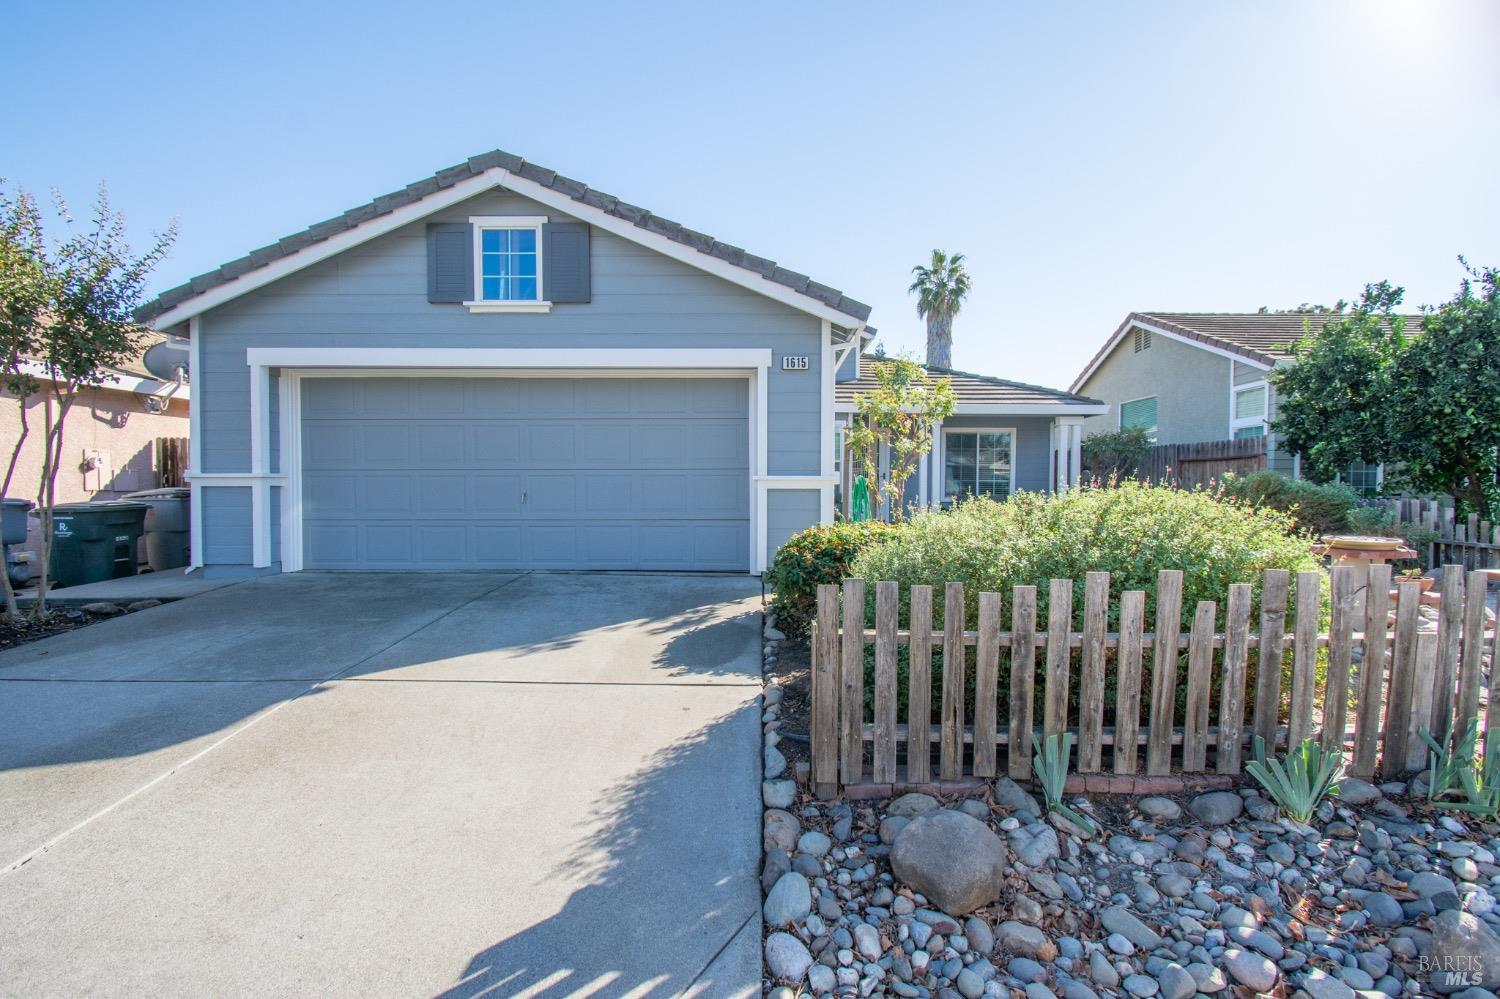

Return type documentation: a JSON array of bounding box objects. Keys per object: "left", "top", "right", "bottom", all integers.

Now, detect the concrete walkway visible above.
[
  {"left": 0, "top": 572, "right": 764, "bottom": 998},
  {"left": 13, "top": 569, "right": 240, "bottom": 607}
]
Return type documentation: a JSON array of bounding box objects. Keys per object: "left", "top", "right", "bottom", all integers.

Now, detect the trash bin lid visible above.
[
  {"left": 123, "top": 488, "right": 191, "bottom": 500},
  {"left": 47, "top": 500, "right": 151, "bottom": 514},
  {"left": 1, "top": 498, "right": 33, "bottom": 511}
]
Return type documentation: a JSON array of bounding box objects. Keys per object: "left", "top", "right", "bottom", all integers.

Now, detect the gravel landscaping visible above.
[{"left": 759, "top": 616, "right": 1500, "bottom": 999}]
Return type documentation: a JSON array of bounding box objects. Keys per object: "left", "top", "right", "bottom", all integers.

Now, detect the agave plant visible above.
[
  {"left": 1421, "top": 719, "right": 1500, "bottom": 819},
  {"left": 1032, "top": 732, "right": 1096, "bottom": 835},
  {"left": 1243, "top": 736, "right": 1344, "bottom": 824}
]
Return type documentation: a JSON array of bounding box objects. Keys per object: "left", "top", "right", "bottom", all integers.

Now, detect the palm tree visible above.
[{"left": 909, "top": 250, "right": 971, "bottom": 370}]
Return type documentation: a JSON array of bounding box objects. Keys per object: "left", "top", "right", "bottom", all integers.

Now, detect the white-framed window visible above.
[
  {"left": 466, "top": 215, "right": 551, "bottom": 313},
  {"left": 943, "top": 429, "right": 1015, "bottom": 501},
  {"left": 1231, "top": 382, "right": 1268, "bottom": 439},
  {"left": 1119, "top": 395, "right": 1158, "bottom": 441},
  {"left": 833, "top": 426, "right": 844, "bottom": 474},
  {"left": 1344, "top": 460, "right": 1383, "bottom": 495}
]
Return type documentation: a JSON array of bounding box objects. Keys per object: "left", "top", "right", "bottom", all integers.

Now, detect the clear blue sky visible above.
[{"left": 9, "top": 1, "right": 1498, "bottom": 388}]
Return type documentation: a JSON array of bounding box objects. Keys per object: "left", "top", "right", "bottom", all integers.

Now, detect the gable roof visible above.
[
  {"left": 137, "top": 148, "right": 873, "bottom": 329},
  {"left": 837, "top": 358, "right": 1106, "bottom": 413},
  {"left": 1069, "top": 310, "right": 1423, "bottom": 392}
]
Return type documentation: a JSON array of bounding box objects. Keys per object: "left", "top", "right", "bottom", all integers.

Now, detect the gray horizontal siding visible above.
[{"left": 766, "top": 489, "right": 821, "bottom": 569}]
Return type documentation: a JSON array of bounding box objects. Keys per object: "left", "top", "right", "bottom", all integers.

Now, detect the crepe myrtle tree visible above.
[
  {"left": 844, "top": 356, "right": 956, "bottom": 523},
  {"left": 18, "top": 185, "right": 175, "bottom": 615},
  {"left": 0, "top": 185, "right": 49, "bottom": 623},
  {"left": 1272, "top": 264, "right": 1500, "bottom": 518}
]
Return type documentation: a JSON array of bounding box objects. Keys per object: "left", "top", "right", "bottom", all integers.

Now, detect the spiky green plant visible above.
[
  {"left": 1032, "top": 732, "right": 1096, "bottom": 835},
  {"left": 1243, "top": 736, "right": 1344, "bottom": 823},
  {"left": 1421, "top": 719, "right": 1500, "bottom": 818}
]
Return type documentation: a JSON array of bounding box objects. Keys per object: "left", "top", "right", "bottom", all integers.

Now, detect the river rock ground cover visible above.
[{"left": 760, "top": 619, "right": 1500, "bottom": 999}]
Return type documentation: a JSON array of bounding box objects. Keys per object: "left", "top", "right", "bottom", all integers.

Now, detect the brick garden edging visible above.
[{"left": 793, "top": 758, "right": 1237, "bottom": 800}]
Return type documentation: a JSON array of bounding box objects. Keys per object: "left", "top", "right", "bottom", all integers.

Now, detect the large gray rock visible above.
[
  {"left": 1223, "top": 949, "right": 1277, "bottom": 993},
  {"left": 1137, "top": 796, "right": 1182, "bottom": 822},
  {"left": 995, "top": 920, "right": 1055, "bottom": 960},
  {"left": 1100, "top": 906, "right": 1162, "bottom": 950},
  {"left": 764, "top": 931, "right": 813, "bottom": 982},
  {"left": 891, "top": 810, "right": 1009, "bottom": 916},
  {"left": 887, "top": 792, "right": 941, "bottom": 817},
  {"left": 763, "top": 871, "right": 811, "bottom": 926},
  {"left": 994, "top": 777, "right": 1043, "bottom": 818},
  {"left": 1188, "top": 791, "right": 1243, "bottom": 826},
  {"left": 763, "top": 809, "right": 800, "bottom": 852},
  {"left": 1334, "top": 776, "right": 1383, "bottom": 805},
  {"left": 1427, "top": 910, "right": 1500, "bottom": 994}
]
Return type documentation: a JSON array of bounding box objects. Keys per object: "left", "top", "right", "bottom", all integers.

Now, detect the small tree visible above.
[
  {"left": 845, "top": 357, "right": 956, "bottom": 523},
  {"left": 1272, "top": 265, "right": 1500, "bottom": 518},
  {"left": 27, "top": 187, "right": 175, "bottom": 615},
  {"left": 0, "top": 186, "right": 50, "bottom": 622}
]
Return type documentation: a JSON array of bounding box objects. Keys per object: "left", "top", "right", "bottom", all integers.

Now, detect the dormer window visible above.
[{"left": 465, "top": 215, "right": 551, "bottom": 313}]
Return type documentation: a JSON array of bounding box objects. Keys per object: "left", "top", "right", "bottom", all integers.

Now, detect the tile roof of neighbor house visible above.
[
  {"left": 836, "top": 358, "right": 1103, "bottom": 408},
  {"left": 136, "top": 148, "right": 872, "bottom": 325},
  {"left": 1070, "top": 310, "right": 1425, "bottom": 391}
]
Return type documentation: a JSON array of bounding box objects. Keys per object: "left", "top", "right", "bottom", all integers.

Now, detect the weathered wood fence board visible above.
[{"left": 809, "top": 562, "right": 1494, "bottom": 795}]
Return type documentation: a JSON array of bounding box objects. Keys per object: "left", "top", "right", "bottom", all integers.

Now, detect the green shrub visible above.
[
  {"left": 1346, "top": 504, "right": 1440, "bottom": 569},
  {"left": 764, "top": 520, "right": 893, "bottom": 639},
  {"left": 1219, "top": 470, "right": 1358, "bottom": 537},
  {"left": 847, "top": 482, "right": 1324, "bottom": 727}
]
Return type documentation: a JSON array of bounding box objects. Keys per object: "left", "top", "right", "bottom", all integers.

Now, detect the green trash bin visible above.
[{"left": 45, "top": 500, "right": 149, "bottom": 587}]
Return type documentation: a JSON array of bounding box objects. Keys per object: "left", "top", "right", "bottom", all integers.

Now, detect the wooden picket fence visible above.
[
  {"left": 809, "top": 565, "right": 1496, "bottom": 798},
  {"left": 1390, "top": 497, "right": 1500, "bottom": 572}
]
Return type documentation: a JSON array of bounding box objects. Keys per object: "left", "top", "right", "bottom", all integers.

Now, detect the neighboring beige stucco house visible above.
[
  {"left": 1069, "top": 312, "right": 1410, "bottom": 490},
  {"left": 2, "top": 333, "right": 190, "bottom": 561}
]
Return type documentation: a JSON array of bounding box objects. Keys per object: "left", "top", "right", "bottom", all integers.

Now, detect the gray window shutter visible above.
[
  {"left": 426, "top": 222, "right": 471, "bottom": 303},
  {"left": 543, "top": 222, "right": 590, "bottom": 304}
]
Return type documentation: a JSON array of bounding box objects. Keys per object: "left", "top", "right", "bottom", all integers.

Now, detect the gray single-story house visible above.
[
  {"left": 833, "top": 359, "right": 1107, "bottom": 517},
  {"left": 137, "top": 149, "right": 879, "bottom": 576},
  {"left": 1069, "top": 311, "right": 1415, "bottom": 491}
]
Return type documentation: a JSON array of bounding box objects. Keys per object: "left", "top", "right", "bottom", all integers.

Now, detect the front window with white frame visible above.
[
  {"left": 1232, "top": 383, "right": 1267, "bottom": 439},
  {"left": 468, "top": 215, "right": 549, "bottom": 312},
  {"left": 944, "top": 430, "right": 1014, "bottom": 501}
]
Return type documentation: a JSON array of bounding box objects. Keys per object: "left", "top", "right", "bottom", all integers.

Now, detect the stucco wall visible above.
[
  {"left": 0, "top": 385, "right": 189, "bottom": 560},
  {"left": 1078, "top": 328, "right": 1231, "bottom": 444}
]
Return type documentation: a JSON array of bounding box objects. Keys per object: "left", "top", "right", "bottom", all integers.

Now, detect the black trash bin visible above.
[
  {"left": 123, "top": 488, "right": 191, "bottom": 570},
  {"left": 45, "top": 501, "right": 149, "bottom": 587}
]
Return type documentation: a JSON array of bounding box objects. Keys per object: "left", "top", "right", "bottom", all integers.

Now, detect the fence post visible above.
[
  {"left": 1321, "top": 567, "right": 1357, "bottom": 753},
  {"left": 1381, "top": 582, "right": 1421, "bottom": 778},
  {"left": 1407, "top": 632, "right": 1439, "bottom": 772},
  {"left": 940, "top": 582, "right": 967, "bottom": 781},
  {"left": 972, "top": 591, "right": 1003, "bottom": 778},
  {"left": 1433, "top": 565, "right": 1465, "bottom": 740},
  {"left": 1253, "top": 569, "right": 1290, "bottom": 750},
  {"left": 1287, "top": 572, "right": 1322, "bottom": 748},
  {"left": 907, "top": 585, "right": 934, "bottom": 784},
  {"left": 1182, "top": 600, "right": 1217, "bottom": 772},
  {"left": 1353, "top": 564, "right": 1392, "bottom": 778},
  {"left": 1146, "top": 569, "right": 1183, "bottom": 775},
  {"left": 1459, "top": 570, "right": 1490, "bottom": 736},
  {"left": 1043, "top": 579, "right": 1074, "bottom": 747},
  {"left": 1114, "top": 591, "right": 1146, "bottom": 775},
  {"left": 1008, "top": 586, "right": 1038, "bottom": 779},
  {"left": 872, "top": 582, "right": 900, "bottom": 784},
  {"left": 839, "top": 578, "right": 867, "bottom": 787},
  {"left": 1218, "top": 583, "right": 1253, "bottom": 773},
  {"left": 811, "top": 584, "right": 841, "bottom": 797},
  {"left": 1077, "top": 572, "right": 1109, "bottom": 773}
]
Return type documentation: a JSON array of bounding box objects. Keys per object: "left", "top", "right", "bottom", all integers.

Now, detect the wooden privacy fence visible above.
[
  {"left": 155, "top": 437, "right": 189, "bottom": 488},
  {"left": 1391, "top": 497, "right": 1500, "bottom": 572},
  {"left": 809, "top": 565, "right": 1496, "bottom": 798},
  {"left": 1135, "top": 437, "right": 1266, "bottom": 488}
]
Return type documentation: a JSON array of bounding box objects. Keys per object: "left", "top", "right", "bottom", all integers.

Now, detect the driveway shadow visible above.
[{"left": 433, "top": 705, "right": 761, "bottom": 999}]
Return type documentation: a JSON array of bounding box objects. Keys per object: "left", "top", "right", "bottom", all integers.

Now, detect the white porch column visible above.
[
  {"left": 930, "top": 420, "right": 944, "bottom": 506},
  {"left": 1054, "top": 417, "right": 1085, "bottom": 491}
]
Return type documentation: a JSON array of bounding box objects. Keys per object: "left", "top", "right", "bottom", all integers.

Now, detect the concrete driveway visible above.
[{"left": 0, "top": 572, "right": 764, "bottom": 998}]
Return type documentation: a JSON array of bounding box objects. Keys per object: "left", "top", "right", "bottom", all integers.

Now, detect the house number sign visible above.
[{"left": 782, "top": 355, "right": 810, "bottom": 370}]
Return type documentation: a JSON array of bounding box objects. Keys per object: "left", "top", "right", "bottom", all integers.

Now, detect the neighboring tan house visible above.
[
  {"left": 834, "top": 357, "right": 1106, "bottom": 516},
  {"left": 1068, "top": 312, "right": 1414, "bottom": 492},
  {"left": 134, "top": 148, "right": 876, "bottom": 576},
  {"left": 2, "top": 332, "right": 190, "bottom": 559}
]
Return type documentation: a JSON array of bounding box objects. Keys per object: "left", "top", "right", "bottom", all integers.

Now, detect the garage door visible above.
[{"left": 299, "top": 376, "right": 750, "bottom": 570}]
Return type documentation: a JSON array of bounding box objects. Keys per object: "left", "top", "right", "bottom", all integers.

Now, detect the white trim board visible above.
[
  {"left": 147, "top": 167, "right": 869, "bottom": 330},
  {"left": 1070, "top": 316, "right": 1274, "bottom": 394},
  {"left": 835, "top": 401, "right": 1108, "bottom": 416}
]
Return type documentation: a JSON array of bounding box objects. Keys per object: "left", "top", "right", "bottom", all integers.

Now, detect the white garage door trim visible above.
[{"left": 223, "top": 346, "right": 827, "bottom": 575}]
